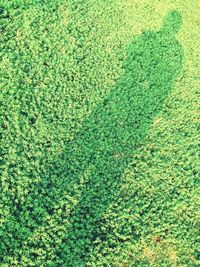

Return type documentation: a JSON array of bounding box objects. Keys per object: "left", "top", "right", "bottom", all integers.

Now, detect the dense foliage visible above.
[{"left": 0, "top": 0, "right": 199, "bottom": 266}]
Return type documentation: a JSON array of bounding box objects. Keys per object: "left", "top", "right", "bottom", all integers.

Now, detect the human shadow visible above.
[
  {"left": 0, "top": 10, "right": 184, "bottom": 265},
  {"left": 53, "top": 10, "right": 184, "bottom": 266}
]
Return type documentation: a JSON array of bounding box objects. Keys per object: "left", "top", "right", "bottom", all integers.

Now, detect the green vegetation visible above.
[{"left": 0, "top": 0, "right": 199, "bottom": 266}]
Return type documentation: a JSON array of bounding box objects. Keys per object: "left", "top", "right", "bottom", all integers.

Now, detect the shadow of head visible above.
[{"left": 161, "top": 10, "right": 182, "bottom": 34}]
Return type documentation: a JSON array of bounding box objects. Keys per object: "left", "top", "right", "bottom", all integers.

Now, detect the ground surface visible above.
[{"left": 0, "top": 0, "right": 199, "bottom": 266}]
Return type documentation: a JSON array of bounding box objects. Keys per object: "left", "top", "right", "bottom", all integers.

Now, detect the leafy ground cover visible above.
[{"left": 0, "top": 0, "right": 199, "bottom": 266}]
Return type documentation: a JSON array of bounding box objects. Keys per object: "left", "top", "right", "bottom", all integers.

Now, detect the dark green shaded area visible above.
[{"left": 53, "top": 11, "right": 184, "bottom": 266}]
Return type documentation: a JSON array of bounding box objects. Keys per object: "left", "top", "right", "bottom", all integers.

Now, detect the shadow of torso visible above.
[{"left": 71, "top": 30, "right": 183, "bottom": 169}]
